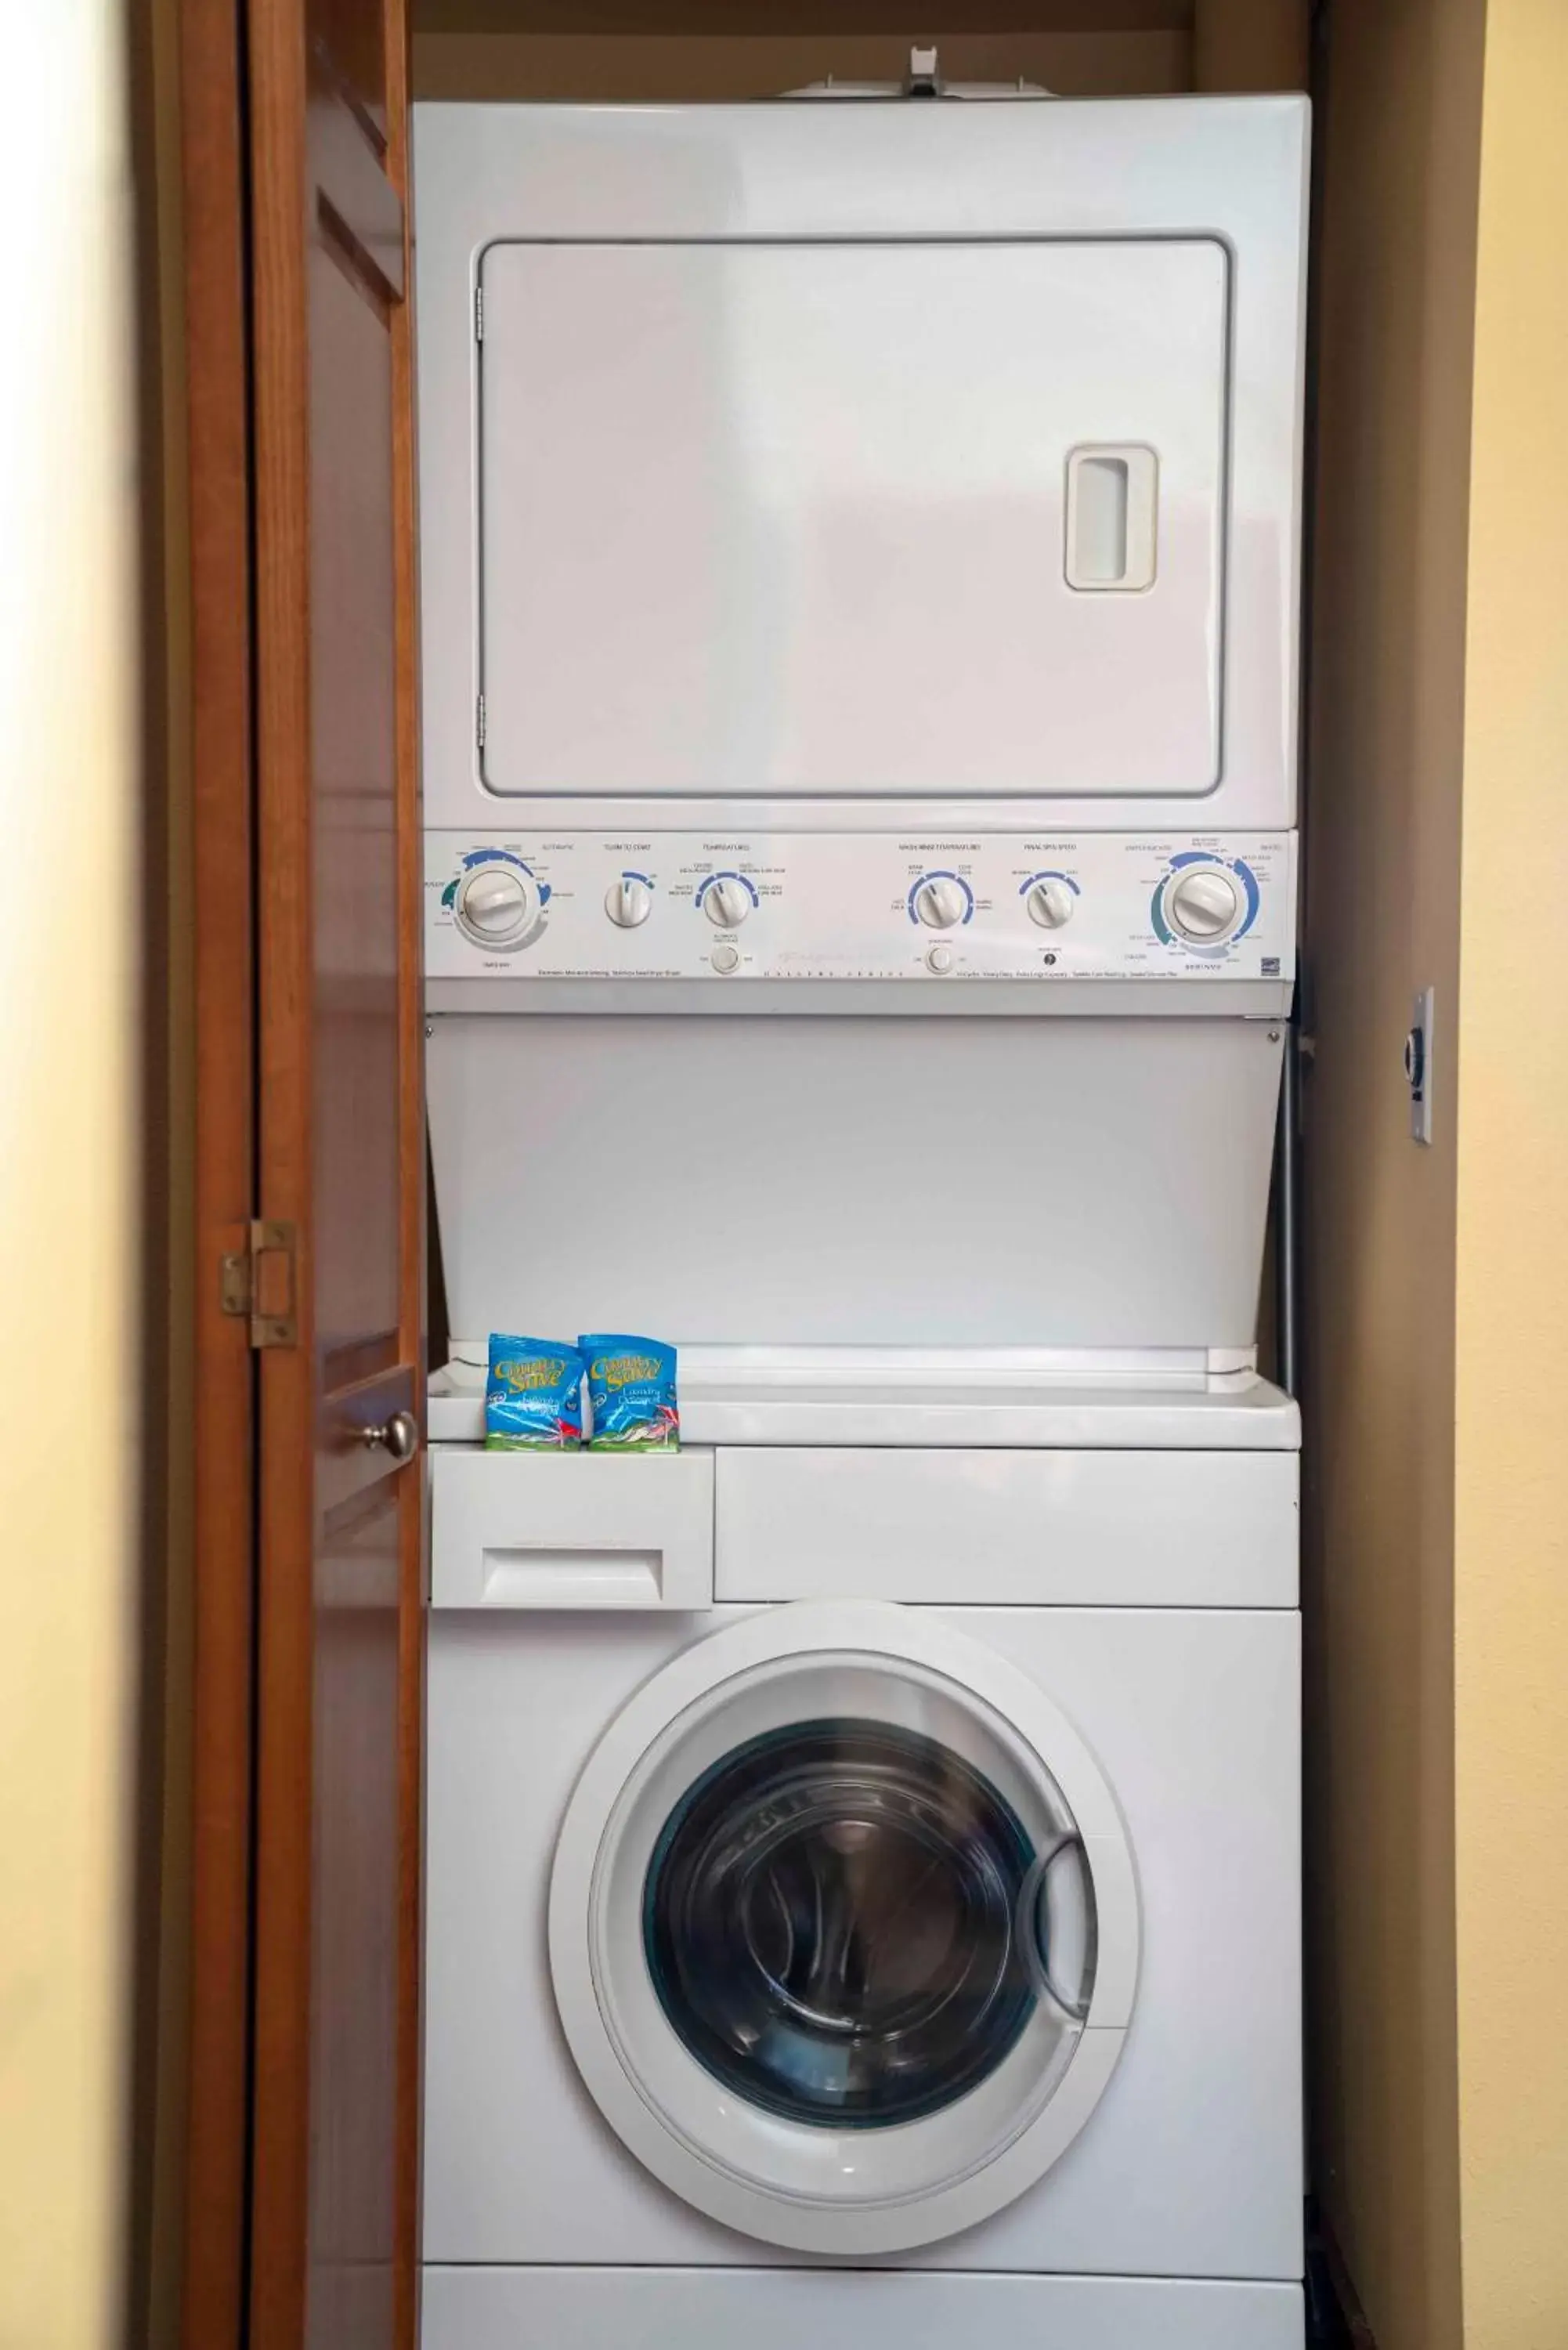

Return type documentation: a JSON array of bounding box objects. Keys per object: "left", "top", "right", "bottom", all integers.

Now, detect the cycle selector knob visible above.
[
  {"left": 914, "top": 877, "right": 968, "bottom": 930},
  {"left": 605, "top": 877, "right": 653, "bottom": 929},
  {"left": 1025, "top": 878, "right": 1076, "bottom": 930},
  {"left": 1165, "top": 866, "right": 1241, "bottom": 943},
  {"left": 455, "top": 863, "right": 540, "bottom": 949},
  {"left": 703, "top": 877, "right": 753, "bottom": 929}
]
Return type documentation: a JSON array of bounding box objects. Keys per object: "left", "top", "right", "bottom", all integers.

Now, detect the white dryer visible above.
[{"left": 421, "top": 1368, "right": 1302, "bottom": 2349}]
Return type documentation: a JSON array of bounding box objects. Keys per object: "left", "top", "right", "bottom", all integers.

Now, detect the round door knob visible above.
[
  {"left": 915, "top": 877, "right": 967, "bottom": 930},
  {"left": 1165, "top": 866, "right": 1241, "bottom": 942},
  {"left": 363, "top": 1408, "right": 420, "bottom": 1463},
  {"left": 456, "top": 863, "right": 538, "bottom": 948},
  {"left": 703, "top": 877, "right": 753, "bottom": 929},
  {"left": 605, "top": 877, "right": 653, "bottom": 928},
  {"left": 1025, "top": 878, "right": 1076, "bottom": 930}
]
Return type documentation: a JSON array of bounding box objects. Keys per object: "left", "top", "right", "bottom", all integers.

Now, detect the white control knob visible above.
[
  {"left": 710, "top": 942, "right": 741, "bottom": 974},
  {"left": 1166, "top": 866, "right": 1241, "bottom": 942},
  {"left": 915, "top": 877, "right": 968, "bottom": 930},
  {"left": 703, "top": 877, "right": 753, "bottom": 929},
  {"left": 456, "top": 863, "right": 538, "bottom": 948},
  {"left": 605, "top": 877, "right": 653, "bottom": 929},
  {"left": 1025, "top": 878, "right": 1076, "bottom": 930}
]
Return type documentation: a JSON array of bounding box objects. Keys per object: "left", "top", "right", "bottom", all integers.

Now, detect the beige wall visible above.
[
  {"left": 0, "top": 4, "right": 140, "bottom": 2347},
  {"left": 1302, "top": 0, "right": 1483, "bottom": 2343},
  {"left": 1454, "top": 2, "right": 1568, "bottom": 2341}
]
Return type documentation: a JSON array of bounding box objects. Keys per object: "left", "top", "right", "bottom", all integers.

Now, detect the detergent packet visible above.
[
  {"left": 580, "top": 1335, "right": 680, "bottom": 1452},
  {"left": 485, "top": 1334, "right": 585, "bottom": 1451}
]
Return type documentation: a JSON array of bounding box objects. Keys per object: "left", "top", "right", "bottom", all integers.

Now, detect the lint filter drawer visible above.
[{"left": 430, "top": 1447, "right": 714, "bottom": 1611}]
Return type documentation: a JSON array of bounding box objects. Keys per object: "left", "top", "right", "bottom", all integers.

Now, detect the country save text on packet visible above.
[
  {"left": 580, "top": 1335, "right": 679, "bottom": 1452},
  {"left": 485, "top": 1335, "right": 585, "bottom": 1451}
]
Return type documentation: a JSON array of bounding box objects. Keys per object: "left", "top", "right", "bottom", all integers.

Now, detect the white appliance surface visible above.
[
  {"left": 428, "top": 1350, "right": 1300, "bottom": 1449},
  {"left": 422, "top": 1600, "right": 1302, "bottom": 2275},
  {"left": 427, "top": 1412, "right": 1299, "bottom": 1611},
  {"left": 426, "top": 1014, "right": 1287, "bottom": 1351},
  {"left": 423, "top": 2268, "right": 1305, "bottom": 2350},
  {"left": 414, "top": 96, "right": 1308, "bottom": 836},
  {"left": 423, "top": 829, "right": 1296, "bottom": 989},
  {"left": 477, "top": 238, "right": 1228, "bottom": 804}
]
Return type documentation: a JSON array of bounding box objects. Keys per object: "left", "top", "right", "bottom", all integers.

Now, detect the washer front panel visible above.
[{"left": 547, "top": 1603, "right": 1139, "bottom": 2254}]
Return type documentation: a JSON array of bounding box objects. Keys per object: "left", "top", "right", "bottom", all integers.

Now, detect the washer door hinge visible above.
[
  {"left": 476, "top": 692, "right": 486, "bottom": 750},
  {"left": 475, "top": 283, "right": 484, "bottom": 342},
  {"left": 220, "top": 1219, "right": 298, "bottom": 1349}
]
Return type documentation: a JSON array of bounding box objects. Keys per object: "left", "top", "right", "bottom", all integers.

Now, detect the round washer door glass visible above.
[
  {"left": 549, "top": 1603, "right": 1140, "bottom": 2256},
  {"left": 645, "top": 1716, "right": 1039, "bottom": 2129}
]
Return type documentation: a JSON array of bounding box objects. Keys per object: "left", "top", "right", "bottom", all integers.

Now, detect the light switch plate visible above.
[{"left": 1406, "top": 985, "right": 1436, "bottom": 1144}]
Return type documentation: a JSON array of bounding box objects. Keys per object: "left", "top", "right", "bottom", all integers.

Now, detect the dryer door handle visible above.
[{"left": 1017, "top": 1829, "right": 1094, "bottom": 2026}]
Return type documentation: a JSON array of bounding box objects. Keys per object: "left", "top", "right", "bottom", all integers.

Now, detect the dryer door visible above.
[
  {"left": 548, "top": 1600, "right": 1139, "bottom": 2254},
  {"left": 478, "top": 237, "right": 1228, "bottom": 804}
]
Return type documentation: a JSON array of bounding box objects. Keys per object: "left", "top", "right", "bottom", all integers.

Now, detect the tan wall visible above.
[
  {"left": 1302, "top": 0, "right": 1483, "bottom": 2343},
  {"left": 1454, "top": 2, "right": 1568, "bottom": 2341},
  {"left": 0, "top": 5, "right": 141, "bottom": 2347}
]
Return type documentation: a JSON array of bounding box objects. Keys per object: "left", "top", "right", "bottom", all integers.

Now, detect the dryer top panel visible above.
[{"left": 414, "top": 98, "right": 1309, "bottom": 835}]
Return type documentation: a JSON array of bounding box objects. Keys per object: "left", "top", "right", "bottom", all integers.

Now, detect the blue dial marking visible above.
[
  {"left": 1151, "top": 852, "right": 1260, "bottom": 954},
  {"left": 696, "top": 870, "right": 759, "bottom": 907},
  {"left": 1018, "top": 869, "right": 1080, "bottom": 897},
  {"left": 907, "top": 870, "right": 975, "bottom": 925}
]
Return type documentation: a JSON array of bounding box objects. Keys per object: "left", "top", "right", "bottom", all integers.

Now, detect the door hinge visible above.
[
  {"left": 476, "top": 692, "right": 486, "bottom": 750},
  {"left": 475, "top": 283, "right": 484, "bottom": 342},
  {"left": 220, "top": 1219, "right": 298, "bottom": 1349}
]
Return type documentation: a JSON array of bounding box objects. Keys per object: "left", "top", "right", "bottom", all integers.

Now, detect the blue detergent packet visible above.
[
  {"left": 580, "top": 1335, "right": 680, "bottom": 1452},
  {"left": 485, "top": 1335, "right": 585, "bottom": 1451}
]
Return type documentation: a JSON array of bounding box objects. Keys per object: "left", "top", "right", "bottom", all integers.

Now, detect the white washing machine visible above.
[
  {"left": 420, "top": 1368, "right": 1302, "bottom": 2348},
  {"left": 414, "top": 88, "right": 1310, "bottom": 2350}
]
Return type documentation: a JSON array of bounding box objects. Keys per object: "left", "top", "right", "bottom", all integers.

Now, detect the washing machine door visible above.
[{"left": 548, "top": 1600, "right": 1140, "bottom": 2254}]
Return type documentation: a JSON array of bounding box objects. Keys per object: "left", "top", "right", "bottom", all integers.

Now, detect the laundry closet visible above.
[{"left": 152, "top": 5, "right": 1563, "bottom": 2350}]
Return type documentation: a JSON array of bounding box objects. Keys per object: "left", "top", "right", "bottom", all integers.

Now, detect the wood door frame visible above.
[
  {"left": 175, "top": 5, "right": 424, "bottom": 2343},
  {"left": 177, "top": 3, "right": 255, "bottom": 2342}
]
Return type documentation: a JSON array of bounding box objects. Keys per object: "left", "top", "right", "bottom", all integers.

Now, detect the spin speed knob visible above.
[
  {"left": 1025, "top": 878, "right": 1076, "bottom": 930},
  {"left": 703, "top": 877, "right": 753, "bottom": 929},
  {"left": 456, "top": 863, "right": 540, "bottom": 948},
  {"left": 605, "top": 877, "right": 653, "bottom": 928},
  {"left": 914, "top": 877, "right": 968, "bottom": 930},
  {"left": 1165, "top": 866, "right": 1241, "bottom": 943}
]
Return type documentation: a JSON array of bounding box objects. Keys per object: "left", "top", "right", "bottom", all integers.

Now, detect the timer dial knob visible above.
[
  {"left": 703, "top": 877, "right": 753, "bottom": 929},
  {"left": 915, "top": 877, "right": 968, "bottom": 930},
  {"left": 1025, "top": 878, "right": 1076, "bottom": 930},
  {"left": 1165, "top": 866, "right": 1241, "bottom": 943},
  {"left": 605, "top": 877, "right": 653, "bottom": 928},
  {"left": 456, "top": 863, "right": 539, "bottom": 949}
]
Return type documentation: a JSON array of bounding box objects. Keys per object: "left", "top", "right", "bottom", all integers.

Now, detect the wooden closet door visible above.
[{"left": 245, "top": 3, "right": 422, "bottom": 2345}]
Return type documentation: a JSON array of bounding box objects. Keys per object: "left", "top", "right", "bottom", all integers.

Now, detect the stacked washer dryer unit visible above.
[{"left": 416, "top": 95, "right": 1309, "bottom": 2350}]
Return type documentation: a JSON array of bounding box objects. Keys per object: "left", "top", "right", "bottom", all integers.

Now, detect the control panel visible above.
[{"left": 425, "top": 833, "right": 1295, "bottom": 983}]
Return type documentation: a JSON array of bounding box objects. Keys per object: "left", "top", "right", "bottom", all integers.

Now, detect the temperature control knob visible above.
[
  {"left": 703, "top": 877, "right": 753, "bottom": 929},
  {"left": 1165, "top": 866, "right": 1241, "bottom": 943},
  {"left": 605, "top": 877, "right": 653, "bottom": 929},
  {"left": 1025, "top": 878, "right": 1076, "bottom": 930},
  {"left": 456, "top": 863, "right": 539, "bottom": 949},
  {"left": 914, "top": 877, "right": 968, "bottom": 930}
]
